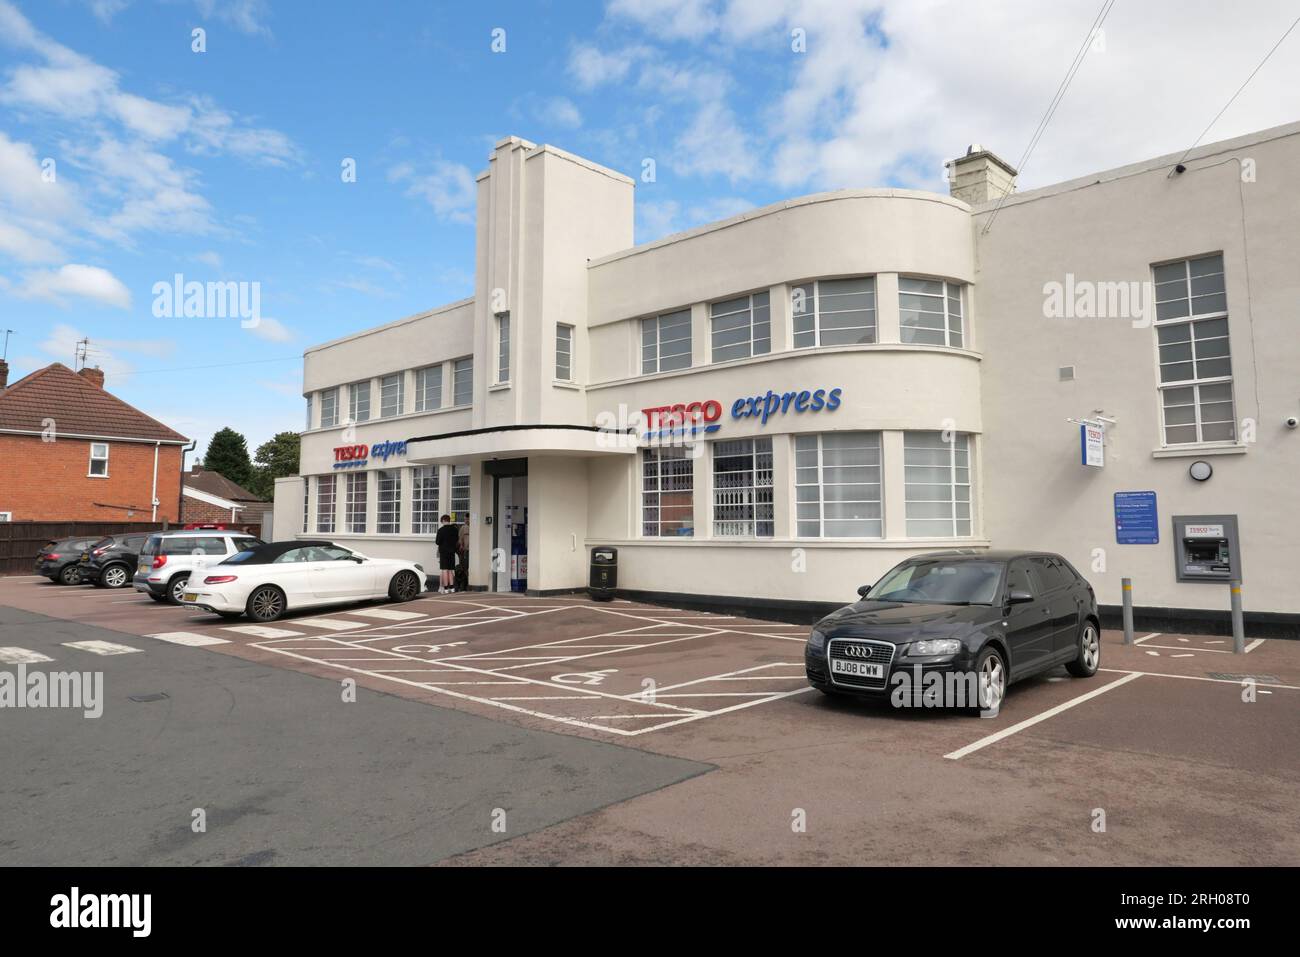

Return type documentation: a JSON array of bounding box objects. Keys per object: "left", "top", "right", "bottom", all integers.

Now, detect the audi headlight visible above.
[
  {"left": 807, "top": 629, "right": 826, "bottom": 653},
  {"left": 910, "top": 638, "right": 962, "bottom": 656}
]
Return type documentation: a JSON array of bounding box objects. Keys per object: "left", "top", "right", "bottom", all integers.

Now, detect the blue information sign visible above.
[{"left": 1114, "top": 491, "right": 1159, "bottom": 545}]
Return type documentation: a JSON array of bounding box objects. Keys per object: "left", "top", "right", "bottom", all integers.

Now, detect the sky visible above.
[{"left": 1, "top": 0, "right": 1298, "bottom": 460}]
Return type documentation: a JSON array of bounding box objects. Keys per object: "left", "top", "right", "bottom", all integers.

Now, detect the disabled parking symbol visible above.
[{"left": 552, "top": 669, "right": 618, "bottom": 686}]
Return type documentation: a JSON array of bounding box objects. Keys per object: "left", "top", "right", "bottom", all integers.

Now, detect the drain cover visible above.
[
  {"left": 128, "top": 692, "right": 170, "bottom": 703},
  {"left": 1207, "top": 673, "right": 1280, "bottom": 683}
]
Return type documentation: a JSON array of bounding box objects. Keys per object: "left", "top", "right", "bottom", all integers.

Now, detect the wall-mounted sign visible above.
[
  {"left": 332, "top": 440, "right": 408, "bottom": 469},
  {"left": 1080, "top": 423, "right": 1105, "bottom": 467},
  {"left": 1114, "top": 490, "right": 1158, "bottom": 544},
  {"left": 641, "top": 387, "right": 843, "bottom": 439}
]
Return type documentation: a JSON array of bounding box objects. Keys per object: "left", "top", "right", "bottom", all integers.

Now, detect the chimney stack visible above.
[
  {"left": 0, "top": 358, "right": 8, "bottom": 391},
  {"left": 78, "top": 365, "right": 105, "bottom": 389},
  {"left": 947, "top": 144, "right": 1018, "bottom": 205}
]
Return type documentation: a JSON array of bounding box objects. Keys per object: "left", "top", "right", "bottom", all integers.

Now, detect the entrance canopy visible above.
[{"left": 405, "top": 424, "right": 636, "bottom": 466}]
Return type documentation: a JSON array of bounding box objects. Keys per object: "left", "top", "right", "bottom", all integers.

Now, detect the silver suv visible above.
[{"left": 133, "top": 530, "right": 264, "bottom": 604}]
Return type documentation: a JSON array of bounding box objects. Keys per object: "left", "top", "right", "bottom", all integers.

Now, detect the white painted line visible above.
[
  {"left": 1244, "top": 639, "right": 1264, "bottom": 653},
  {"left": 1205, "top": 640, "right": 1225, "bottom": 645},
  {"left": 1171, "top": 653, "right": 1196, "bottom": 658},
  {"left": 0, "top": 647, "right": 54, "bottom": 664},
  {"left": 1133, "top": 632, "right": 1162, "bottom": 644},
  {"left": 293, "top": 618, "right": 367, "bottom": 631},
  {"left": 112, "top": 598, "right": 154, "bottom": 604},
  {"left": 222, "top": 625, "right": 304, "bottom": 639},
  {"left": 145, "top": 632, "right": 231, "bottom": 646},
  {"left": 1099, "top": 667, "right": 1300, "bottom": 691},
  {"left": 347, "top": 608, "right": 425, "bottom": 620},
  {"left": 1142, "top": 643, "right": 1231, "bottom": 654},
  {"left": 944, "top": 672, "right": 1144, "bottom": 761},
  {"left": 61, "top": 640, "right": 142, "bottom": 656},
  {"left": 490, "top": 695, "right": 602, "bottom": 701}
]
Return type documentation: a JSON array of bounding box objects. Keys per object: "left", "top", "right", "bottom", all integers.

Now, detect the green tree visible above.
[
  {"left": 247, "top": 431, "right": 301, "bottom": 500},
  {"left": 203, "top": 427, "right": 253, "bottom": 488}
]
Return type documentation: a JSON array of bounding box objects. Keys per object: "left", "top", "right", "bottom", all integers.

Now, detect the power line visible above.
[
  {"left": 1174, "top": 13, "right": 1300, "bottom": 169},
  {"left": 982, "top": 0, "right": 1116, "bottom": 234}
]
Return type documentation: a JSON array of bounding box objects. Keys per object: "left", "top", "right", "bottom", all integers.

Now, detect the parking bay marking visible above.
[
  {"left": 943, "top": 672, "right": 1144, "bottom": 761},
  {"left": 222, "top": 625, "right": 305, "bottom": 639},
  {"left": 145, "top": 632, "right": 231, "bottom": 646},
  {"left": 61, "top": 640, "right": 143, "bottom": 656},
  {"left": 0, "top": 647, "right": 54, "bottom": 664}
]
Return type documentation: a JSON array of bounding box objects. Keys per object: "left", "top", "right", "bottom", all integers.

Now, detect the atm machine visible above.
[{"left": 1172, "top": 514, "right": 1242, "bottom": 583}]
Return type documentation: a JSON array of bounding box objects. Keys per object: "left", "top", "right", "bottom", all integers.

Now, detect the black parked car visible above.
[
  {"left": 34, "top": 538, "right": 102, "bottom": 585},
  {"left": 805, "top": 550, "right": 1100, "bottom": 713},
  {"left": 79, "top": 532, "right": 157, "bottom": 589}
]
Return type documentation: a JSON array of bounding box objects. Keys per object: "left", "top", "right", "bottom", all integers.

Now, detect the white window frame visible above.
[
  {"left": 903, "top": 432, "right": 972, "bottom": 538},
  {"left": 379, "top": 373, "right": 404, "bottom": 419},
  {"left": 555, "top": 323, "right": 574, "bottom": 382},
  {"left": 641, "top": 445, "right": 695, "bottom": 537},
  {"left": 88, "top": 442, "right": 109, "bottom": 477},
  {"left": 710, "top": 292, "right": 771, "bottom": 364},
  {"left": 711, "top": 437, "right": 774, "bottom": 538},
  {"left": 496, "top": 312, "right": 511, "bottom": 384},
  {"left": 302, "top": 478, "right": 309, "bottom": 533},
  {"left": 344, "top": 472, "right": 367, "bottom": 533},
  {"left": 412, "top": 466, "right": 440, "bottom": 533},
  {"left": 792, "top": 277, "right": 877, "bottom": 349},
  {"left": 315, "top": 474, "right": 336, "bottom": 534},
  {"left": 899, "top": 277, "right": 965, "bottom": 348},
  {"left": 641, "top": 310, "right": 692, "bottom": 374},
  {"left": 319, "top": 387, "right": 339, "bottom": 428},
  {"left": 452, "top": 357, "right": 473, "bottom": 407},
  {"left": 348, "top": 380, "right": 371, "bottom": 423},
  {"left": 414, "top": 365, "right": 443, "bottom": 413},
  {"left": 1152, "top": 253, "right": 1236, "bottom": 446},
  {"left": 376, "top": 469, "right": 402, "bottom": 534},
  {"left": 449, "top": 464, "right": 471, "bottom": 521},
  {"left": 794, "top": 432, "right": 883, "bottom": 538}
]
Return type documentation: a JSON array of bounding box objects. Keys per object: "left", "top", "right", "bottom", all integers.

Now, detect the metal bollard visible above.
[
  {"left": 1230, "top": 580, "right": 1245, "bottom": 654},
  {"left": 1121, "top": 577, "right": 1134, "bottom": 645}
]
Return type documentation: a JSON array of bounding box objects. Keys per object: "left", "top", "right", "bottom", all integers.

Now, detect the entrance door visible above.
[{"left": 487, "top": 458, "right": 529, "bottom": 593}]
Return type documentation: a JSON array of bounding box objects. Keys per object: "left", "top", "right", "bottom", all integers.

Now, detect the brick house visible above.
[
  {"left": 0, "top": 360, "right": 190, "bottom": 522},
  {"left": 181, "top": 464, "right": 270, "bottom": 532}
]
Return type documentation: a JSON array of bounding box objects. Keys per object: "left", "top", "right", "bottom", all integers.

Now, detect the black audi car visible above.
[
  {"left": 34, "top": 538, "right": 101, "bottom": 585},
  {"left": 806, "top": 551, "right": 1100, "bottom": 713},
  {"left": 78, "top": 532, "right": 157, "bottom": 589}
]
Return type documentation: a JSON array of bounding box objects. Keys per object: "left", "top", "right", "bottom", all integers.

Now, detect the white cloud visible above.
[
  {"left": 0, "top": 220, "right": 63, "bottom": 263},
  {"left": 247, "top": 316, "right": 293, "bottom": 343},
  {"left": 637, "top": 196, "right": 755, "bottom": 241},
  {"left": 387, "top": 160, "right": 476, "bottom": 224},
  {"left": 16, "top": 264, "right": 132, "bottom": 309},
  {"left": 195, "top": 0, "right": 273, "bottom": 37},
  {"left": 568, "top": 43, "right": 651, "bottom": 89},
  {"left": 193, "top": 250, "right": 223, "bottom": 269},
  {"left": 35, "top": 322, "right": 176, "bottom": 377},
  {"left": 608, "top": 0, "right": 722, "bottom": 40},
  {"left": 539, "top": 96, "right": 583, "bottom": 129}
]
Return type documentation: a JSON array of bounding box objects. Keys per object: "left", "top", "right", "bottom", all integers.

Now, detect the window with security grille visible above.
[
  {"left": 795, "top": 432, "right": 883, "bottom": 537},
  {"left": 412, "top": 466, "right": 440, "bottom": 533},
  {"left": 792, "top": 278, "right": 877, "bottom": 348},
  {"left": 316, "top": 474, "right": 336, "bottom": 533},
  {"left": 712, "top": 437, "right": 774, "bottom": 537},
  {"left": 377, "top": 469, "right": 402, "bottom": 534},
  {"left": 710, "top": 292, "right": 770, "bottom": 363},
  {"left": 899, "top": 277, "right": 964, "bottom": 347},
  {"left": 904, "top": 432, "right": 971, "bottom": 537},
  {"left": 1153, "top": 253, "right": 1235, "bottom": 444},
  {"left": 345, "top": 472, "right": 367, "bottom": 533},
  {"left": 641, "top": 310, "right": 692, "bottom": 373},
  {"left": 642, "top": 445, "right": 694, "bottom": 536}
]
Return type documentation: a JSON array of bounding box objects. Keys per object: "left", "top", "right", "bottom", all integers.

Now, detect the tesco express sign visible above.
[
  {"left": 642, "top": 387, "right": 842, "bottom": 438},
  {"left": 332, "top": 439, "right": 407, "bottom": 469}
]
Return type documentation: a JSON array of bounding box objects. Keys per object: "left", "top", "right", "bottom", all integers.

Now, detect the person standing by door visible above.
[
  {"left": 435, "top": 514, "right": 459, "bottom": 594},
  {"left": 455, "top": 520, "right": 470, "bottom": 592}
]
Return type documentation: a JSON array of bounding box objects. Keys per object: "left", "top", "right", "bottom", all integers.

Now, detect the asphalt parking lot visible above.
[{"left": 2, "top": 574, "right": 1297, "bottom": 865}]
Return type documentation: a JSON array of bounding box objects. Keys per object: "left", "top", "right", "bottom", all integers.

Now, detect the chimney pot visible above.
[
  {"left": 78, "top": 365, "right": 105, "bottom": 389},
  {"left": 948, "top": 145, "right": 1018, "bottom": 205}
]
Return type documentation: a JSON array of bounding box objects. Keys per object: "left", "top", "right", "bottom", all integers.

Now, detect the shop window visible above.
[
  {"left": 316, "top": 474, "right": 336, "bottom": 534},
  {"left": 555, "top": 323, "right": 574, "bottom": 381},
  {"left": 412, "top": 466, "right": 440, "bottom": 533},
  {"left": 642, "top": 446, "right": 694, "bottom": 537},
  {"left": 903, "top": 432, "right": 971, "bottom": 537},
  {"left": 1153, "top": 253, "right": 1235, "bottom": 444},
  {"left": 88, "top": 442, "right": 109, "bottom": 477},
  {"left": 380, "top": 373, "right": 404, "bottom": 418},
  {"left": 712, "top": 437, "right": 774, "bottom": 537},
  {"left": 642, "top": 310, "right": 692, "bottom": 373},
  {"left": 414, "top": 365, "right": 442, "bottom": 413},
  {"left": 348, "top": 380, "right": 371, "bottom": 423},
  {"left": 450, "top": 464, "right": 471, "bottom": 521},
  {"left": 794, "top": 432, "right": 882, "bottom": 537},
  {"left": 344, "top": 473, "right": 367, "bottom": 533},
  {"left": 496, "top": 313, "right": 511, "bottom": 384},
  {"left": 319, "top": 387, "right": 339, "bottom": 428},
  {"left": 899, "top": 278, "right": 964, "bottom": 347},
  {"left": 377, "top": 469, "right": 402, "bottom": 534},
  {"left": 792, "top": 277, "right": 877, "bottom": 348},
  {"left": 710, "top": 292, "right": 770, "bottom": 363},
  {"left": 453, "top": 357, "right": 473, "bottom": 407}
]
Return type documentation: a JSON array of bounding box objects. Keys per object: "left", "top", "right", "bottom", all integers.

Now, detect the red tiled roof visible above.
[
  {"left": 185, "top": 466, "right": 265, "bottom": 503},
  {"left": 0, "top": 363, "right": 188, "bottom": 443}
]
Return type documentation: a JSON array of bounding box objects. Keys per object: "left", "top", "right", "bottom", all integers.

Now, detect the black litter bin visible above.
[{"left": 589, "top": 546, "right": 617, "bottom": 601}]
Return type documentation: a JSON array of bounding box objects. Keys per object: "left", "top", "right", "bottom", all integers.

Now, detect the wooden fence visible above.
[{"left": 0, "top": 521, "right": 170, "bottom": 576}]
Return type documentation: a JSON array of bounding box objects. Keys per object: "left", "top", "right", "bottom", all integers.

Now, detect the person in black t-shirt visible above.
[{"left": 435, "top": 515, "right": 460, "bottom": 594}]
